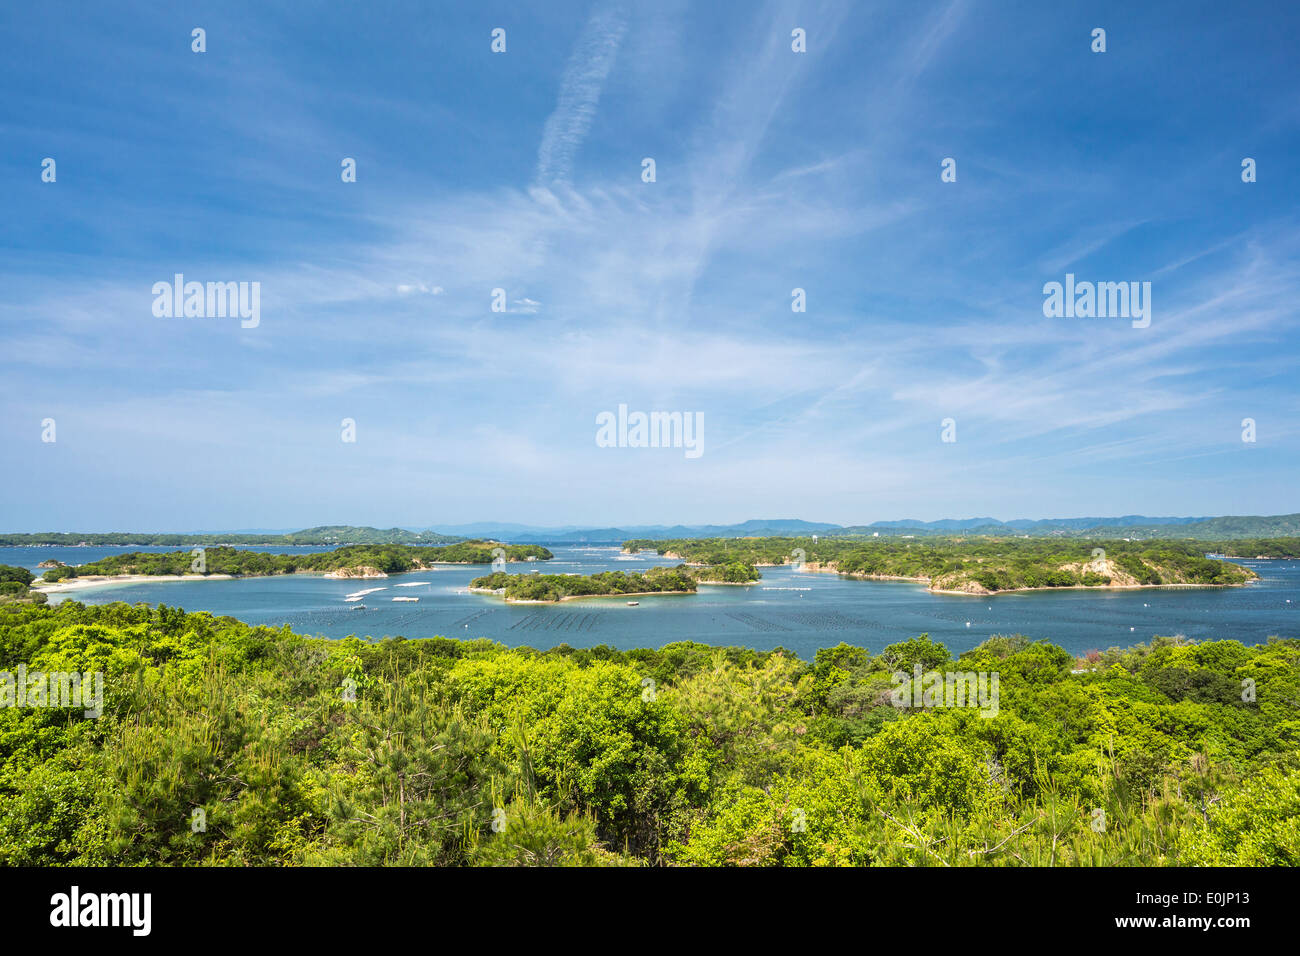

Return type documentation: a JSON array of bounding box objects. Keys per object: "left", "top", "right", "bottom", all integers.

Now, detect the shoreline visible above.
[
  {"left": 799, "top": 562, "right": 1255, "bottom": 596},
  {"left": 927, "top": 581, "right": 1256, "bottom": 597},
  {"left": 468, "top": 587, "right": 697, "bottom": 604},
  {"left": 29, "top": 561, "right": 543, "bottom": 593},
  {"left": 32, "top": 573, "right": 238, "bottom": 594},
  {"left": 801, "top": 565, "right": 929, "bottom": 584},
  {"left": 30, "top": 562, "right": 1259, "bottom": 600}
]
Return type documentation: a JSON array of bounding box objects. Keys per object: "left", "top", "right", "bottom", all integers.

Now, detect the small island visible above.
[
  {"left": 468, "top": 565, "right": 691, "bottom": 603},
  {"left": 469, "top": 562, "right": 762, "bottom": 603}
]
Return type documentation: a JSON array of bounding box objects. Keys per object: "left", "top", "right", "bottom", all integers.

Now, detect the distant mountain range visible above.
[
  {"left": 429, "top": 514, "right": 1300, "bottom": 543},
  {"left": 6, "top": 514, "right": 1300, "bottom": 547},
  {"left": 427, "top": 518, "right": 843, "bottom": 543},
  {"left": 838, "top": 514, "right": 1300, "bottom": 540},
  {"left": 410, "top": 515, "right": 1300, "bottom": 543},
  {"left": 843, "top": 515, "right": 1215, "bottom": 532}
]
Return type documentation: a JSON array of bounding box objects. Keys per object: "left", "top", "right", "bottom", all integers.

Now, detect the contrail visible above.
[{"left": 536, "top": 2, "right": 630, "bottom": 186}]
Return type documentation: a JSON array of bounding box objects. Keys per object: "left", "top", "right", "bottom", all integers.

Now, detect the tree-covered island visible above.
[
  {"left": 468, "top": 562, "right": 760, "bottom": 602},
  {"left": 469, "top": 566, "right": 701, "bottom": 602},
  {"left": 623, "top": 536, "right": 1264, "bottom": 595},
  {"left": 36, "top": 543, "right": 552, "bottom": 585}
]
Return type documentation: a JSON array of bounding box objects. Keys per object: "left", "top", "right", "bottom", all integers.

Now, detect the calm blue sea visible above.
[{"left": 5, "top": 545, "right": 1297, "bottom": 659}]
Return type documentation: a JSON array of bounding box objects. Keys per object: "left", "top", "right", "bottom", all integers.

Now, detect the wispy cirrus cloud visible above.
[
  {"left": 535, "top": 2, "right": 630, "bottom": 186},
  {"left": 2, "top": 0, "right": 1298, "bottom": 529}
]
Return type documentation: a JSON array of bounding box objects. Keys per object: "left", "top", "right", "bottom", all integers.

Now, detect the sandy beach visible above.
[{"left": 31, "top": 573, "right": 237, "bottom": 594}]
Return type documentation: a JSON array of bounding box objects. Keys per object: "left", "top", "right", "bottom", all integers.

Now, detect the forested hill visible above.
[
  {"left": 1085, "top": 513, "right": 1300, "bottom": 539},
  {"left": 834, "top": 513, "right": 1300, "bottom": 539},
  {"left": 0, "top": 600, "right": 1294, "bottom": 866}
]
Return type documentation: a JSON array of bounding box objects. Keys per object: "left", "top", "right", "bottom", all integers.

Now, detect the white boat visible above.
[
  {"left": 392, "top": 596, "right": 419, "bottom": 603},
  {"left": 626, "top": 601, "right": 639, "bottom": 606},
  {"left": 351, "top": 604, "right": 366, "bottom": 610}
]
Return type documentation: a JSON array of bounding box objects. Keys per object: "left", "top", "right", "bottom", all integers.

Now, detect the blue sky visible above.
[{"left": 2, "top": 0, "right": 1298, "bottom": 532}]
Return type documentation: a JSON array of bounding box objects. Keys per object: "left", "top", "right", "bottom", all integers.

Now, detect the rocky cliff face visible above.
[{"left": 323, "top": 566, "right": 387, "bottom": 579}]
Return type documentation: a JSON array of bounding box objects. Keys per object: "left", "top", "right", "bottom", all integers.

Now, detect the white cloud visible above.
[{"left": 535, "top": 2, "right": 630, "bottom": 186}]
